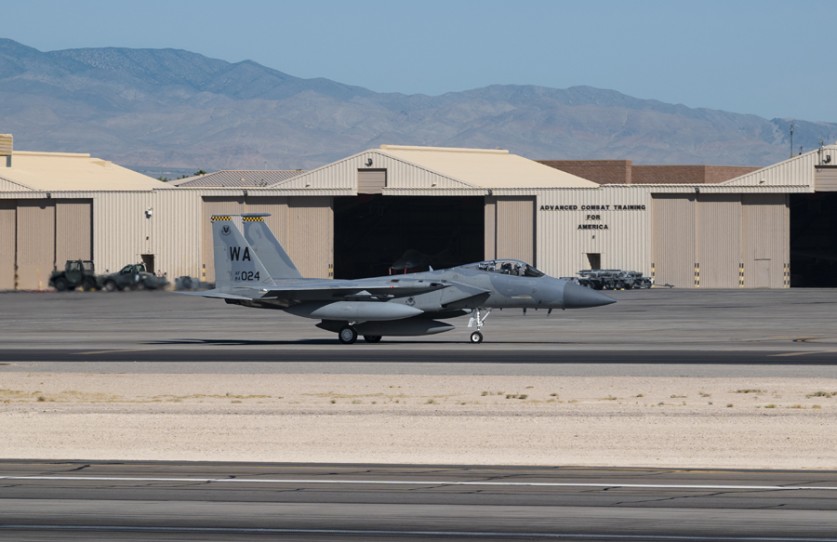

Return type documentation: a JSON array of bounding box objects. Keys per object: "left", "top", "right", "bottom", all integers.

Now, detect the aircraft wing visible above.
[
  {"left": 193, "top": 278, "right": 450, "bottom": 304},
  {"left": 260, "top": 280, "right": 449, "bottom": 302}
]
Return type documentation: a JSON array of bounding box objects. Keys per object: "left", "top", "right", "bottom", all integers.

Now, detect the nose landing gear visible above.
[{"left": 467, "top": 308, "right": 491, "bottom": 344}]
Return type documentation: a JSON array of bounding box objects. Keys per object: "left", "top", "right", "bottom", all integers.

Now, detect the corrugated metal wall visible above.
[
  {"left": 486, "top": 196, "right": 535, "bottom": 264},
  {"left": 537, "top": 188, "right": 652, "bottom": 278},
  {"left": 484, "top": 199, "right": 496, "bottom": 260},
  {"left": 288, "top": 197, "right": 333, "bottom": 278},
  {"left": 652, "top": 195, "right": 696, "bottom": 288},
  {"left": 152, "top": 190, "right": 202, "bottom": 281},
  {"left": 815, "top": 168, "right": 837, "bottom": 191},
  {"left": 358, "top": 169, "right": 386, "bottom": 194},
  {"left": 652, "top": 193, "right": 789, "bottom": 288},
  {"left": 0, "top": 201, "right": 14, "bottom": 289},
  {"left": 16, "top": 200, "right": 54, "bottom": 290},
  {"left": 697, "top": 195, "right": 741, "bottom": 288},
  {"left": 742, "top": 194, "right": 789, "bottom": 288},
  {"left": 91, "top": 192, "right": 153, "bottom": 274},
  {"left": 55, "top": 200, "right": 92, "bottom": 264}
]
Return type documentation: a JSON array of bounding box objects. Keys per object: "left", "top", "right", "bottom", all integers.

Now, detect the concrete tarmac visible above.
[
  {"left": 1, "top": 460, "right": 837, "bottom": 541},
  {"left": 4, "top": 287, "right": 837, "bottom": 349},
  {"left": 2, "top": 288, "right": 837, "bottom": 377}
]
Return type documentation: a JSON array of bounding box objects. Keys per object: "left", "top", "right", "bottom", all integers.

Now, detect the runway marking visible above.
[
  {"left": 1, "top": 525, "right": 837, "bottom": 541},
  {"left": 2, "top": 475, "right": 837, "bottom": 491}
]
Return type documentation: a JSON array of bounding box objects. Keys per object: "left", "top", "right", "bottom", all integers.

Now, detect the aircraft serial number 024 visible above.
[{"left": 234, "top": 271, "right": 261, "bottom": 281}]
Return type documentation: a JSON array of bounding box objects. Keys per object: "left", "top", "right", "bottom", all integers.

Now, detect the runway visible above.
[
  {"left": 4, "top": 345, "right": 837, "bottom": 364},
  {"left": 3, "top": 288, "right": 837, "bottom": 377},
  {"left": 2, "top": 289, "right": 837, "bottom": 539},
  {"left": 2, "top": 460, "right": 837, "bottom": 541}
]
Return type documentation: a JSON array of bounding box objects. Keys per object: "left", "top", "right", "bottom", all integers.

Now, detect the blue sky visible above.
[{"left": 3, "top": 0, "right": 834, "bottom": 122}]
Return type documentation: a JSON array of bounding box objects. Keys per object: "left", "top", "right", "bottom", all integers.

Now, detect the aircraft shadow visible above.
[
  {"left": 146, "top": 338, "right": 575, "bottom": 346},
  {"left": 148, "top": 338, "right": 336, "bottom": 346}
]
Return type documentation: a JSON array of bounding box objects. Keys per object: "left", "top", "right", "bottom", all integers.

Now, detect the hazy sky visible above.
[{"left": 3, "top": 0, "right": 834, "bottom": 122}]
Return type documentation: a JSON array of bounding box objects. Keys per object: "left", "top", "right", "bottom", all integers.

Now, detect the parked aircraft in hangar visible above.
[{"left": 197, "top": 214, "right": 615, "bottom": 344}]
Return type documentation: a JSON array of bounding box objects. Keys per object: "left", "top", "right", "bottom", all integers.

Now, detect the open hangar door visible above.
[
  {"left": 790, "top": 193, "right": 837, "bottom": 286},
  {"left": 333, "top": 195, "right": 484, "bottom": 279}
]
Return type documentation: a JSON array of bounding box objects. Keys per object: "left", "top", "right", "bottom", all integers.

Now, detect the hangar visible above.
[
  {"left": 1, "top": 132, "right": 836, "bottom": 290},
  {"left": 0, "top": 135, "right": 170, "bottom": 290}
]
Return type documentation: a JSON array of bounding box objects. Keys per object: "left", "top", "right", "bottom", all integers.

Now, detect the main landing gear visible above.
[
  {"left": 468, "top": 308, "right": 491, "bottom": 344},
  {"left": 338, "top": 325, "right": 357, "bottom": 344},
  {"left": 337, "top": 325, "right": 383, "bottom": 344}
]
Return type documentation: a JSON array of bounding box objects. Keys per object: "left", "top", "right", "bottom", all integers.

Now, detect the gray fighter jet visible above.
[{"left": 199, "top": 214, "right": 615, "bottom": 344}]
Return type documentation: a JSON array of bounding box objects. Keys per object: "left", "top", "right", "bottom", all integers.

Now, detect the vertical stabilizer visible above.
[
  {"left": 241, "top": 214, "right": 303, "bottom": 279},
  {"left": 212, "top": 215, "right": 273, "bottom": 289}
]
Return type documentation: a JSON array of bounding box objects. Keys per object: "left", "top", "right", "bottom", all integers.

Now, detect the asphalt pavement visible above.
[
  {"left": 2, "top": 288, "right": 837, "bottom": 377},
  {"left": 2, "top": 460, "right": 837, "bottom": 541},
  {"left": 2, "top": 288, "right": 837, "bottom": 540}
]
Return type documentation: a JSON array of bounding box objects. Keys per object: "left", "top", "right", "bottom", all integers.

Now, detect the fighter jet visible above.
[{"left": 199, "top": 214, "right": 615, "bottom": 344}]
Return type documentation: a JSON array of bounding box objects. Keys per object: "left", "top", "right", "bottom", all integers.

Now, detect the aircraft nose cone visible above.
[{"left": 563, "top": 281, "right": 616, "bottom": 308}]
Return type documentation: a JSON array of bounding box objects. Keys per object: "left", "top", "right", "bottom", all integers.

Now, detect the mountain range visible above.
[{"left": 1, "top": 37, "right": 835, "bottom": 173}]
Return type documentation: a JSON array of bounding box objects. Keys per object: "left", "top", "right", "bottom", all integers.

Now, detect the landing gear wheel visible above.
[
  {"left": 468, "top": 308, "right": 490, "bottom": 344},
  {"left": 363, "top": 335, "right": 382, "bottom": 344},
  {"left": 338, "top": 326, "right": 358, "bottom": 345}
]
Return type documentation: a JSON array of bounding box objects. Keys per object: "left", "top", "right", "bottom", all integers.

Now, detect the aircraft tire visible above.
[
  {"left": 363, "top": 335, "right": 382, "bottom": 343},
  {"left": 338, "top": 326, "right": 358, "bottom": 344},
  {"left": 469, "top": 331, "right": 483, "bottom": 344}
]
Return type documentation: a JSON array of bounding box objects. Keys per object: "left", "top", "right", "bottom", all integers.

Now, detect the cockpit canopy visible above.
[{"left": 470, "top": 259, "right": 545, "bottom": 278}]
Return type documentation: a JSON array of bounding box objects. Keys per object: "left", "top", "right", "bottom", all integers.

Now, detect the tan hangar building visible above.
[{"left": 2, "top": 134, "right": 836, "bottom": 290}]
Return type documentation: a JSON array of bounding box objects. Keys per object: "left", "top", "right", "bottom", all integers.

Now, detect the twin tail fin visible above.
[{"left": 211, "top": 214, "right": 301, "bottom": 289}]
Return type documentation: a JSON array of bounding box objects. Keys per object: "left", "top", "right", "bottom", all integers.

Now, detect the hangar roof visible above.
[
  {"left": 377, "top": 145, "right": 598, "bottom": 189},
  {"left": 173, "top": 169, "right": 305, "bottom": 188},
  {"left": 0, "top": 151, "right": 166, "bottom": 192},
  {"left": 721, "top": 143, "right": 837, "bottom": 189}
]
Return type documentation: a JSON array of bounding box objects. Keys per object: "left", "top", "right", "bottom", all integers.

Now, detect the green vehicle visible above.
[{"left": 49, "top": 260, "right": 99, "bottom": 291}]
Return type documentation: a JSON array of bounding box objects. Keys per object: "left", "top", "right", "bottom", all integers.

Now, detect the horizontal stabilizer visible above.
[{"left": 190, "top": 288, "right": 264, "bottom": 301}]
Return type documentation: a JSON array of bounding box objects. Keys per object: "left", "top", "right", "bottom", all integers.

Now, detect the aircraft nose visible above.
[{"left": 562, "top": 281, "right": 616, "bottom": 308}]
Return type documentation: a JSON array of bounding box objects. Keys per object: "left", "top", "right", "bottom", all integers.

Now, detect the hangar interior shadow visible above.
[
  {"left": 790, "top": 193, "right": 837, "bottom": 286},
  {"left": 333, "top": 195, "right": 484, "bottom": 279}
]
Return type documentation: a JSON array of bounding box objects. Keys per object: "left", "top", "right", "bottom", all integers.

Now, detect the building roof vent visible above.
[{"left": 0, "top": 134, "right": 12, "bottom": 167}]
